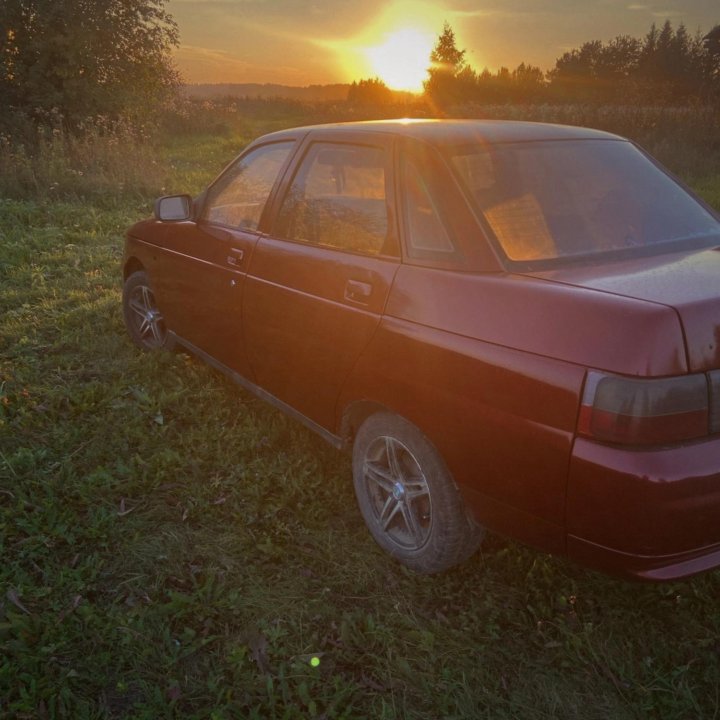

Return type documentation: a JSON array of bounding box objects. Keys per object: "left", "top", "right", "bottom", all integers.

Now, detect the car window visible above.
[
  {"left": 274, "top": 143, "right": 389, "bottom": 255},
  {"left": 402, "top": 155, "right": 455, "bottom": 256},
  {"left": 204, "top": 141, "right": 294, "bottom": 230},
  {"left": 450, "top": 140, "right": 720, "bottom": 265}
]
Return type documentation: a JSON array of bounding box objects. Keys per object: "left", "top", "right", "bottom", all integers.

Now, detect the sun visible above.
[{"left": 364, "top": 27, "right": 435, "bottom": 92}]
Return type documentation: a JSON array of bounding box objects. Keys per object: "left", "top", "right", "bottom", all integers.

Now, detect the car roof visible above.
[{"left": 256, "top": 119, "right": 624, "bottom": 146}]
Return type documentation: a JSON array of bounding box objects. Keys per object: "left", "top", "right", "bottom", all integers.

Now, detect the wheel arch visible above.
[
  {"left": 123, "top": 257, "right": 145, "bottom": 281},
  {"left": 339, "top": 399, "right": 393, "bottom": 449}
]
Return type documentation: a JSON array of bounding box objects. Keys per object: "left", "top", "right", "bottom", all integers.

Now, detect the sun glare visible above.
[{"left": 364, "top": 27, "right": 435, "bottom": 92}]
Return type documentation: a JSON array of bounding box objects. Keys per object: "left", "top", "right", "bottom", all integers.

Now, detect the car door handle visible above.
[
  {"left": 344, "top": 279, "right": 373, "bottom": 303},
  {"left": 227, "top": 248, "right": 244, "bottom": 266}
]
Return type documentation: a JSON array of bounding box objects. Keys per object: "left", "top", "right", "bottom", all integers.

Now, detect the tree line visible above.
[{"left": 353, "top": 20, "right": 720, "bottom": 108}]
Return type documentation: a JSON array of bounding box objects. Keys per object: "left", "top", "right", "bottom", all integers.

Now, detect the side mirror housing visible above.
[{"left": 155, "top": 194, "right": 193, "bottom": 222}]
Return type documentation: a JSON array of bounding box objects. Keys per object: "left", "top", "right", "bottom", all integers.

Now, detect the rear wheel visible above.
[
  {"left": 352, "top": 412, "right": 483, "bottom": 573},
  {"left": 122, "top": 271, "right": 170, "bottom": 351}
]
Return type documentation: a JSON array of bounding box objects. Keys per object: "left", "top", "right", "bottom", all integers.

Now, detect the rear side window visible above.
[
  {"left": 204, "top": 141, "right": 294, "bottom": 230},
  {"left": 402, "top": 155, "right": 455, "bottom": 257},
  {"left": 274, "top": 142, "right": 390, "bottom": 256}
]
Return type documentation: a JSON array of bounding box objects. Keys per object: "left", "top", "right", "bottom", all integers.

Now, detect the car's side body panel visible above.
[
  {"left": 336, "top": 313, "right": 582, "bottom": 549},
  {"left": 384, "top": 265, "right": 688, "bottom": 376}
]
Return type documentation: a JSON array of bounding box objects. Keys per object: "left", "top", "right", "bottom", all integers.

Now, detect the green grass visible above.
[{"left": 2, "top": 124, "right": 720, "bottom": 719}]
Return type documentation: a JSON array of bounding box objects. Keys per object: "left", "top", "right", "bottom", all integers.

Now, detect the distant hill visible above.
[{"left": 183, "top": 83, "right": 351, "bottom": 102}]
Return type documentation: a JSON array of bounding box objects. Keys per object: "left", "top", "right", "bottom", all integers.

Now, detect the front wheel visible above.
[
  {"left": 122, "top": 270, "right": 170, "bottom": 351},
  {"left": 352, "top": 412, "right": 483, "bottom": 573}
]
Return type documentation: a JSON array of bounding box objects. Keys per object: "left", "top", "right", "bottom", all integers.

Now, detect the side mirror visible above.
[{"left": 155, "top": 194, "right": 193, "bottom": 222}]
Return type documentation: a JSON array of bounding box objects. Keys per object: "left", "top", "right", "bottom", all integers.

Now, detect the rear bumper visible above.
[
  {"left": 568, "top": 536, "right": 720, "bottom": 581},
  {"left": 567, "top": 436, "right": 720, "bottom": 580}
]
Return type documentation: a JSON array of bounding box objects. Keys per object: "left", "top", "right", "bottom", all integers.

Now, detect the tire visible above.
[
  {"left": 352, "top": 412, "right": 484, "bottom": 573},
  {"left": 122, "top": 270, "right": 171, "bottom": 351}
]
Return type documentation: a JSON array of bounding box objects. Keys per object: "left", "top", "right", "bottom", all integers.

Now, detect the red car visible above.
[{"left": 123, "top": 120, "right": 720, "bottom": 581}]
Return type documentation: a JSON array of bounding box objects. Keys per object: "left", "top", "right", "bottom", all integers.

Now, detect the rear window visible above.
[{"left": 449, "top": 139, "right": 720, "bottom": 266}]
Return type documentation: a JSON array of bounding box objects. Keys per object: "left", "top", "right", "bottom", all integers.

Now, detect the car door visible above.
[
  {"left": 242, "top": 132, "right": 400, "bottom": 432},
  {"left": 148, "top": 140, "right": 297, "bottom": 376}
]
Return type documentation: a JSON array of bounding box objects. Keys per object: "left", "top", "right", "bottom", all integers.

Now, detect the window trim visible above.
[
  {"left": 396, "top": 137, "right": 500, "bottom": 272},
  {"left": 398, "top": 147, "right": 462, "bottom": 264}
]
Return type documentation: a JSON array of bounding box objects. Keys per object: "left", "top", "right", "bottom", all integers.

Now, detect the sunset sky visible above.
[{"left": 171, "top": 0, "right": 719, "bottom": 91}]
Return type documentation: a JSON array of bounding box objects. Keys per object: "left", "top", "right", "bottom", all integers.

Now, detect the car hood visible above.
[{"left": 529, "top": 247, "right": 720, "bottom": 372}]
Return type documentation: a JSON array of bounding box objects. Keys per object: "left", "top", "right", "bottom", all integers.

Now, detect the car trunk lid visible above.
[{"left": 529, "top": 247, "right": 720, "bottom": 372}]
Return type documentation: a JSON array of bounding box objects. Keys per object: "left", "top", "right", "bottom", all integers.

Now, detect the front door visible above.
[{"left": 149, "top": 140, "right": 297, "bottom": 376}]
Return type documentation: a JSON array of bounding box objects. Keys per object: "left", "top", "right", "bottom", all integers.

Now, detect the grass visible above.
[{"left": 2, "top": 112, "right": 720, "bottom": 718}]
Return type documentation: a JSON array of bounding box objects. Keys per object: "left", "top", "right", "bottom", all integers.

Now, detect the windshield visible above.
[{"left": 449, "top": 139, "right": 720, "bottom": 265}]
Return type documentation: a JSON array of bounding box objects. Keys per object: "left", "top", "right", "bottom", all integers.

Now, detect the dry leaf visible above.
[
  {"left": 118, "top": 499, "right": 136, "bottom": 517},
  {"left": 7, "top": 588, "right": 31, "bottom": 615},
  {"left": 248, "top": 632, "right": 270, "bottom": 673},
  {"left": 58, "top": 595, "right": 83, "bottom": 622}
]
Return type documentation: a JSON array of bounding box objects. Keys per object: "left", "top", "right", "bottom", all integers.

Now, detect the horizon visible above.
[{"left": 170, "top": 0, "right": 718, "bottom": 92}]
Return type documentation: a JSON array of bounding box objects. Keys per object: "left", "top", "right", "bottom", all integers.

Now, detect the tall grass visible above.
[
  {"left": 450, "top": 103, "right": 720, "bottom": 179},
  {"left": 2, "top": 101, "right": 719, "bottom": 204},
  {"left": 0, "top": 117, "right": 167, "bottom": 204}
]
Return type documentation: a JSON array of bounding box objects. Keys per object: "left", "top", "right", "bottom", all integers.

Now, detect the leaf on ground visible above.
[
  {"left": 58, "top": 594, "right": 83, "bottom": 622},
  {"left": 129, "top": 386, "right": 150, "bottom": 404},
  {"left": 118, "top": 498, "right": 136, "bottom": 517},
  {"left": 247, "top": 632, "right": 270, "bottom": 673},
  {"left": 6, "top": 588, "right": 31, "bottom": 615},
  {"left": 360, "top": 674, "right": 387, "bottom": 692}
]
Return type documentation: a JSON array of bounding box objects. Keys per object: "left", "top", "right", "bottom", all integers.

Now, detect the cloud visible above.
[
  {"left": 650, "top": 8, "right": 686, "bottom": 18},
  {"left": 451, "top": 9, "right": 497, "bottom": 18},
  {"left": 174, "top": 45, "right": 324, "bottom": 84}
]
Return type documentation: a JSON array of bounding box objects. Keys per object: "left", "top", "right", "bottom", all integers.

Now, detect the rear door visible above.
[{"left": 242, "top": 131, "right": 400, "bottom": 431}]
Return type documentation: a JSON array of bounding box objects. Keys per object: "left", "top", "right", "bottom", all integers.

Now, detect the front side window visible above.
[
  {"left": 204, "top": 141, "right": 294, "bottom": 230},
  {"left": 449, "top": 139, "right": 720, "bottom": 265},
  {"left": 275, "top": 143, "right": 389, "bottom": 255}
]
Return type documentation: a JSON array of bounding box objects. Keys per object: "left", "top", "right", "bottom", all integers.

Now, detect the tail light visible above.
[{"left": 578, "top": 370, "right": 720, "bottom": 446}]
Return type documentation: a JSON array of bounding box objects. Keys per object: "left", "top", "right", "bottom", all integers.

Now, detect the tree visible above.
[
  {"left": 424, "top": 22, "right": 468, "bottom": 108},
  {"left": 511, "top": 63, "right": 546, "bottom": 103},
  {"left": 430, "top": 22, "right": 466, "bottom": 69},
  {"left": 703, "top": 25, "right": 720, "bottom": 83},
  {"left": 347, "top": 77, "right": 393, "bottom": 106},
  {"left": 635, "top": 20, "right": 712, "bottom": 103},
  {"left": 548, "top": 20, "right": 719, "bottom": 105},
  {"left": 0, "top": 0, "right": 179, "bottom": 127}
]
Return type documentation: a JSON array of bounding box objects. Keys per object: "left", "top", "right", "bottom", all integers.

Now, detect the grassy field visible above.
[{"left": 2, "top": 111, "right": 720, "bottom": 719}]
